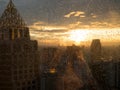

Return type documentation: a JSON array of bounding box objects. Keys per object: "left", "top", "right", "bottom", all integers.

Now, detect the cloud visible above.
[
  {"left": 80, "top": 15, "right": 85, "bottom": 18},
  {"left": 74, "top": 11, "right": 85, "bottom": 16},
  {"left": 0, "top": 0, "right": 120, "bottom": 46},
  {"left": 67, "top": 21, "right": 82, "bottom": 29},
  {"left": 91, "top": 13, "right": 97, "bottom": 18},
  {"left": 107, "top": 11, "right": 120, "bottom": 25},
  {"left": 64, "top": 11, "right": 85, "bottom": 18},
  {"left": 29, "top": 21, "right": 67, "bottom": 31},
  {"left": 29, "top": 21, "right": 70, "bottom": 45},
  {"left": 1, "top": 0, "right": 120, "bottom": 27},
  {"left": 31, "top": 29, "right": 68, "bottom": 33},
  {"left": 64, "top": 12, "right": 76, "bottom": 18},
  {"left": 30, "top": 29, "right": 69, "bottom": 46}
]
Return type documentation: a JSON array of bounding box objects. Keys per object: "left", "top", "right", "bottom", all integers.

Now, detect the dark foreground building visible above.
[
  {"left": 90, "top": 39, "right": 102, "bottom": 63},
  {"left": 0, "top": 0, "right": 39, "bottom": 90}
]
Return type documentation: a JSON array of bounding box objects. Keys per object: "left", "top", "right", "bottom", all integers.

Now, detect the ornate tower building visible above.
[{"left": 0, "top": 0, "right": 39, "bottom": 90}]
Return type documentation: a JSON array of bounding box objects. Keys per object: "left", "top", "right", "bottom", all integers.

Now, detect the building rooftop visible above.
[{"left": 0, "top": 0, "right": 26, "bottom": 29}]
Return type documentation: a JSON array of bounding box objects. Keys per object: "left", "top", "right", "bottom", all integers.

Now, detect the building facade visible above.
[
  {"left": 90, "top": 39, "right": 102, "bottom": 63},
  {"left": 0, "top": 0, "right": 39, "bottom": 90}
]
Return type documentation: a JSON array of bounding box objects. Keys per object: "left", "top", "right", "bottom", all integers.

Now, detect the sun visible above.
[{"left": 68, "top": 30, "right": 88, "bottom": 44}]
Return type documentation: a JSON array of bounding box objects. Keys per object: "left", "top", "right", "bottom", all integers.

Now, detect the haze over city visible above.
[
  {"left": 0, "top": 0, "right": 120, "bottom": 46},
  {"left": 0, "top": 0, "right": 120, "bottom": 90}
]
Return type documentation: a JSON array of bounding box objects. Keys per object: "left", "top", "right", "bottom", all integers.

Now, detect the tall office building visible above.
[
  {"left": 90, "top": 39, "right": 102, "bottom": 63},
  {"left": 0, "top": 0, "right": 39, "bottom": 90}
]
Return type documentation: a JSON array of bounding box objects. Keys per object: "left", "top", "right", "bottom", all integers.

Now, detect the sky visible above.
[{"left": 0, "top": 0, "right": 120, "bottom": 46}]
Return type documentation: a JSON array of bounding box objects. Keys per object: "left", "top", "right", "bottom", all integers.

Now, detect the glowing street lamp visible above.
[{"left": 49, "top": 68, "right": 56, "bottom": 74}]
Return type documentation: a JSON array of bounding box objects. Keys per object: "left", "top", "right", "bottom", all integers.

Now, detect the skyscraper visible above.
[
  {"left": 0, "top": 0, "right": 39, "bottom": 90},
  {"left": 90, "top": 39, "right": 102, "bottom": 63}
]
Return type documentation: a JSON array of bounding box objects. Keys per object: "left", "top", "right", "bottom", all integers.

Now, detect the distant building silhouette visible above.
[
  {"left": 90, "top": 39, "right": 102, "bottom": 63},
  {"left": 40, "top": 45, "right": 98, "bottom": 90},
  {"left": 0, "top": 0, "right": 39, "bottom": 90}
]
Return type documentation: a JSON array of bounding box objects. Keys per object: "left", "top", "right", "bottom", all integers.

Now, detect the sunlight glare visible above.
[{"left": 68, "top": 30, "right": 89, "bottom": 44}]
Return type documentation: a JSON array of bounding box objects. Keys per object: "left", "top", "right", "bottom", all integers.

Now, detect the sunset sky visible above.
[{"left": 0, "top": 0, "right": 120, "bottom": 46}]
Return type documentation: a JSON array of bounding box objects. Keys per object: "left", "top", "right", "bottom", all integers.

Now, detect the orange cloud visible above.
[
  {"left": 74, "top": 11, "right": 85, "bottom": 16},
  {"left": 29, "top": 21, "right": 67, "bottom": 30},
  {"left": 80, "top": 15, "right": 85, "bottom": 18},
  {"left": 68, "top": 21, "right": 82, "bottom": 29},
  {"left": 64, "top": 11, "right": 76, "bottom": 18},
  {"left": 91, "top": 13, "right": 97, "bottom": 18},
  {"left": 64, "top": 11, "right": 85, "bottom": 18}
]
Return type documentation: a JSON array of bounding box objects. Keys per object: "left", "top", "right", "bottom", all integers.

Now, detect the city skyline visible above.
[
  {"left": 0, "top": 0, "right": 120, "bottom": 46},
  {"left": 0, "top": 1, "right": 120, "bottom": 90}
]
